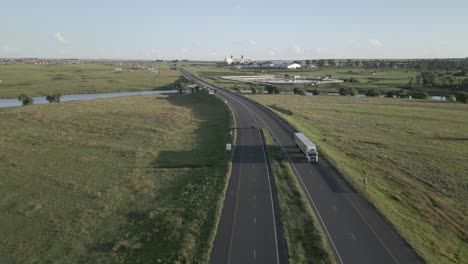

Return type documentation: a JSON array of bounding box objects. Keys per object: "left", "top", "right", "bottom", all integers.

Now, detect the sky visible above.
[{"left": 1, "top": 0, "right": 467, "bottom": 60}]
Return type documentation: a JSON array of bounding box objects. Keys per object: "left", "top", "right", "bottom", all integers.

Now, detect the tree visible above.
[
  {"left": 416, "top": 75, "right": 421, "bottom": 85},
  {"left": 312, "top": 88, "right": 320, "bottom": 95},
  {"left": 420, "top": 72, "right": 436, "bottom": 87},
  {"left": 46, "top": 93, "right": 61, "bottom": 103},
  {"left": 446, "top": 95, "right": 456, "bottom": 102},
  {"left": 265, "top": 85, "right": 274, "bottom": 94},
  {"left": 305, "top": 60, "right": 311, "bottom": 65},
  {"left": 386, "top": 91, "right": 395, "bottom": 98},
  {"left": 456, "top": 92, "right": 468, "bottom": 103},
  {"left": 339, "top": 87, "right": 357, "bottom": 96},
  {"left": 408, "top": 77, "right": 414, "bottom": 88},
  {"left": 17, "top": 93, "right": 34, "bottom": 106},
  {"left": 317, "top": 60, "right": 326, "bottom": 67},
  {"left": 175, "top": 82, "right": 186, "bottom": 94},
  {"left": 293, "top": 87, "right": 305, "bottom": 95},
  {"left": 411, "top": 92, "right": 429, "bottom": 99},
  {"left": 366, "top": 88, "right": 380, "bottom": 97},
  {"left": 233, "top": 84, "right": 240, "bottom": 92},
  {"left": 395, "top": 89, "right": 408, "bottom": 98}
]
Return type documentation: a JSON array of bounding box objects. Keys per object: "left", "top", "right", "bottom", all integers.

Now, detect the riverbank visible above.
[{"left": 0, "top": 91, "right": 232, "bottom": 263}]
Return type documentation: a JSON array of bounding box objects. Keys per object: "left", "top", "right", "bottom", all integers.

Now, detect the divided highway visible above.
[{"left": 179, "top": 68, "right": 423, "bottom": 264}]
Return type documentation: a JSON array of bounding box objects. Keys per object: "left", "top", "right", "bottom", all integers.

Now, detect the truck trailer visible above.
[{"left": 294, "top": 133, "right": 319, "bottom": 162}]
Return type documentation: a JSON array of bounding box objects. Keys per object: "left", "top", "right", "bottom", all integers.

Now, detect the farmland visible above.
[
  {"left": 248, "top": 94, "right": 468, "bottom": 264},
  {"left": 0, "top": 63, "right": 181, "bottom": 98},
  {"left": 0, "top": 91, "right": 232, "bottom": 263}
]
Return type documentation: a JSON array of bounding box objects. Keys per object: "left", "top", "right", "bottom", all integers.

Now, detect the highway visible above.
[{"left": 179, "top": 68, "right": 423, "bottom": 264}]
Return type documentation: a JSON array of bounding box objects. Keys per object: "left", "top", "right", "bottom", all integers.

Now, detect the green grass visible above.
[
  {"left": 0, "top": 63, "right": 181, "bottom": 98},
  {"left": 0, "top": 91, "right": 232, "bottom": 263},
  {"left": 180, "top": 63, "right": 466, "bottom": 96},
  {"left": 249, "top": 95, "right": 468, "bottom": 264},
  {"left": 262, "top": 129, "right": 335, "bottom": 264}
]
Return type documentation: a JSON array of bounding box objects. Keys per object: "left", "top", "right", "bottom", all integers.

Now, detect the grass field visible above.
[
  {"left": 0, "top": 91, "right": 232, "bottom": 263},
  {"left": 0, "top": 63, "right": 181, "bottom": 98},
  {"left": 263, "top": 129, "right": 334, "bottom": 264},
  {"left": 248, "top": 95, "right": 468, "bottom": 264},
  {"left": 180, "top": 63, "right": 466, "bottom": 96}
]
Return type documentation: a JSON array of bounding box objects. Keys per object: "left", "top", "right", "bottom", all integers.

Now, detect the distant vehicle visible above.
[{"left": 294, "top": 133, "right": 318, "bottom": 162}]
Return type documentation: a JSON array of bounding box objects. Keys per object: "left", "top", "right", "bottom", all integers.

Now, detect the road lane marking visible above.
[
  {"left": 218, "top": 87, "right": 280, "bottom": 264},
  {"left": 226, "top": 122, "right": 245, "bottom": 264},
  {"left": 220, "top": 88, "right": 402, "bottom": 264},
  {"left": 351, "top": 233, "right": 357, "bottom": 241},
  {"left": 222, "top": 93, "right": 344, "bottom": 264}
]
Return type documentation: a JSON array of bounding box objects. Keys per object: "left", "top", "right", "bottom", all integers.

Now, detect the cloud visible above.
[
  {"left": 248, "top": 39, "right": 257, "bottom": 46},
  {"left": 368, "top": 39, "right": 384, "bottom": 48},
  {"left": 54, "top": 32, "right": 67, "bottom": 44}
]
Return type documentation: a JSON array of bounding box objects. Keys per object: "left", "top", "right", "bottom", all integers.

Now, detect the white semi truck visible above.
[{"left": 294, "top": 133, "right": 319, "bottom": 162}]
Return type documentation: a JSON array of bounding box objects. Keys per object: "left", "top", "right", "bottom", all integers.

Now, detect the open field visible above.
[
  {"left": 181, "top": 63, "right": 467, "bottom": 96},
  {"left": 0, "top": 63, "right": 181, "bottom": 98},
  {"left": 263, "top": 129, "right": 334, "bottom": 264},
  {"left": 0, "top": 91, "right": 231, "bottom": 263},
  {"left": 249, "top": 95, "right": 468, "bottom": 264}
]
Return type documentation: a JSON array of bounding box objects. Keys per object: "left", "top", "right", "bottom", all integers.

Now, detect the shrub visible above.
[
  {"left": 17, "top": 94, "right": 34, "bottom": 106},
  {"left": 312, "top": 88, "right": 319, "bottom": 95},
  {"left": 395, "top": 89, "right": 408, "bottom": 98},
  {"left": 446, "top": 95, "right": 456, "bottom": 102},
  {"left": 456, "top": 92, "right": 468, "bottom": 103},
  {"left": 386, "top": 91, "right": 395, "bottom": 98},
  {"left": 293, "top": 87, "right": 305, "bottom": 95},
  {"left": 366, "top": 88, "right": 380, "bottom": 97},
  {"left": 411, "top": 92, "right": 429, "bottom": 99},
  {"left": 46, "top": 93, "right": 62, "bottom": 103},
  {"left": 339, "top": 87, "right": 357, "bottom": 96},
  {"left": 266, "top": 85, "right": 279, "bottom": 94}
]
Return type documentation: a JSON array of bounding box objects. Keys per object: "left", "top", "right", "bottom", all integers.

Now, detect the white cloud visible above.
[
  {"left": 368, "top": 39, "right": 384, "bottom": 48},
  {"left": 54, "top": 32, "right": 67, "bottom": 44},
  {"left": 248, "top": 39, "right": 257, "bottom": 46}
]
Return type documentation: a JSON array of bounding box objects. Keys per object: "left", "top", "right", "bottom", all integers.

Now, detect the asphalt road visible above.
[{"left": 179, "top": 68, "right": 423, "bottom": 264}]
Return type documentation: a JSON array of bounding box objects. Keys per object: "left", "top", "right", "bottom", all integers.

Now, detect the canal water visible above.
[{"left": 0, "top": 90, "right": 179, "bottom": 109}]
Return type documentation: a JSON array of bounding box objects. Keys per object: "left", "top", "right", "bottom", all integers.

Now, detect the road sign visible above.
[{"left": 226, "top": 143, "right": 232, "bottom": 151}]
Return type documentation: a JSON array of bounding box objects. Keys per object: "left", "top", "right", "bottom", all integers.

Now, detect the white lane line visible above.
[
  {"left": 219, "top": 89, "right": 280, "bottom": 264},
  {"left": 222, "top": 92, "right": 344, "bottom": 264},
  {"left": 253, "top": 249, "right": 256, "bottom": 260},
  {"left": 184, "top": 71, "right": 406, "bottom": 264},
  {"left": 351, "top": 233, "right": 357, "bottom": 241},
  {"left": 254, "top": 216, "right": 257, "bottom": 224},
  {"left": 222, "top": 89, "right": 402, "bottom": 264},
  {"left": 226, "top": 119, "right": 245, "bottom": 264},
  {"left": 253, "top": 193, "right": 256, "bottom": 200}
]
